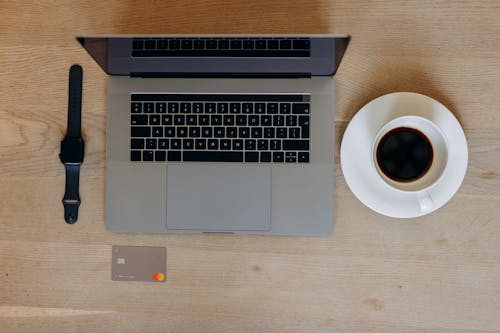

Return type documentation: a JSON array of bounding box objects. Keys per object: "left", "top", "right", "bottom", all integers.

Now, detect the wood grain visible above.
[{"left": 1, "top": 1, "right": 500, "bottom": 332}]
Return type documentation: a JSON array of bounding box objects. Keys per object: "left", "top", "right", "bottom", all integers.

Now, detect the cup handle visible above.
[{"left": 417, "top": 191, "right": 433, "bottom": 213}]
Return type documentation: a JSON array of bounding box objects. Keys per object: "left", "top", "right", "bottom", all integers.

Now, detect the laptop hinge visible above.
[{"left": 130, "top": 72, "right": 311, "bottom": 79}]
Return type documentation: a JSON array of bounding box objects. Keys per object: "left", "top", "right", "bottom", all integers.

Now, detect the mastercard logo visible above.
[{"left": 152, "top": 272, "right": 165, "bottom": 281}]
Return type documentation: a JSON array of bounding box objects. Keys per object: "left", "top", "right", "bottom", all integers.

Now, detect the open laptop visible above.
[{"left": 78, "top": 35, "right": 349, "bottom": 235}]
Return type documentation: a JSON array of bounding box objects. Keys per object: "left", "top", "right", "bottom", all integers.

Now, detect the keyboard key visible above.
[
  {"left": 174, "top": 115, "right": 185, "bottom": 125},
  {"left": 158, "top": 139, "right": 169, "bottom": 149},
  {"left": 195, "top": 139, "right": 206, "bottom": 149},
  {"left": 258, "top": 139, "right": 268, "bottom": 150},
  {"left": 168, "top": 151, "right": 181, "bottom": 161},
  {"left": 230, "top": 40, "right": 242, "bottom": 49},
  {"left": 177, "top": 127, "right": 188, "bottom": 137},
  {"left": 236, "top": 115, "right": 247, "bottom": 126},
  {"left": 293, "top": 39, "right": 310, "bottom": 49},
  {"left": 155, "top": 151, "right": 166, "bottom": 161},
  {"left": 152, "top": 126, "right": 163, "bottom": 137},
  {"left": 245, "top": 152, "right": 259, "bottom": 162},
  {"left": 211, "top": 115, "right": 222, "bottom": 125},
  {"left": 150, "top": 115, "right": 160, "bottom": 125},
  {"left": 193, "top": 103, "right": 204, "bottom": 113},
  {"left": 245, "top": 139, "right": 256, "bottom": 150},
  {"left": 202, "top": 127, "right": 212, "bottom": 137},
  {"left": 143, "top": 102, "right": 154, "bottom": 113},
  {"left": 260, "top": 152, "right": 271, "bottom": 162},
  {"left": 131, "top": 115, "right": 148, "bottom": 125},
  {"left": 205, "top": 103, "right": 216, "bottom": 113},
  {"left": 218, "top": 39, "right": 230, "bottom": 49},
  {"left": 194, "top": 39, "right": 205, "bottom": 49},
  {"left": 181, "top": 39, "right": 193, "bottom": 49},
  {"left": 267, "top": 40, "right": 279, "bottom": 49},
  {"left": 171, "top": 139, "right": 181, "bottom": 149},
  {"left": 184, "top": 151, "right": 243, "bottom": 162},
  {"left": 183, "top": 139, "right": 194, "bottom": 149},
  {"left": 131, "top": 127, "right": 150, "bottom": 137},
  {"left": 226, "top": 127, "right": 237, "bottom": 138},
  {"left": 199, "top": 114, "right": 210, "bottom": 125},
  {"left": 298, "top": 115, "right": 310, "bottom": 126},
  {"left": 270, "top": 140, "right": 281, "bottom": 150},
  {"left": 132, "top": 39, "right": 144, "bottom": 50},
  {"left": 214, "top": 127, "right": 225, "bottom": 137},
  {"left": 143, "top": 150, "right": 154, "bottom": 161},
  {"left": 131, "top": 139, "right": 144, "bottom": 149},
  {"left": 261, "top": 115, "right": 272, "bottom": 126},
  {"left": 255, "top": 40, "right": 266, "bottom": 49},
  {"left": 248, "top": 115, "right": 259, "bottom": 126},
  {"left": 156, "top": 102, "right": 167, "bottom": 113},
  {"left": 131, "top": 102, "right": 142, "bottom": 113},
  {"left": 156, "top": 39, "right": 168, "bottom": 49},
  {"left": 273, "top": 115, "right": 284, "bottom": 126},
  {"left": 267, "top": 103, "right": 278, "bottom": 114},
  {"left": 186, "top": 115, "right": 197, "bottom": 125},
  {"left": 279, "top": 40, "right": 291, "bottom": 49},
  {"left": 131, "top": 150, "right": 141, "bottom": 161},
  {"left": 144, "top": 40, "right": 156, "bottom": 49},
  {"left": 251, "top": 127, "right": 263, "bottom": 138},
  {"left": 189, "top": 127, "right": 201, "bottom": 137},
  {"left": 208, "top": 139, "right": 218, "bottom": 150},
  {"left": 280, "top": 103, "right": 291, "bottom": 114},
  {"left": 165, "top": 127, "right": 175, "bottom": 137},
  {"left": 220, "top": 139, "right": 231, "bottom": 150},
  {"left": 206, "top": 39, "right": 217, "bottom": 49},
  {"left": 264, "top": 127, "right": 275, "bottom": 138},
  {"left": 169, "top": 39, "right": 180, "bottom": 49},
  {"left": 168, "top": 103, "right": 179, "bottom": 113},
  {"left": 239, "top": 127, "right": 250, "bottom": 138},
  {"left": 298, "top": 152, "right": 309, "bottom": 163},
  {"left": 283, "top": 140, "right": 309, "bottom": 150},
  {"left": 286, "top": 156, "right": 297, "bottom": 163},
  {"left": 146, "top": 139, "right": 157, "bottom": 149},
  {"left": 230, "top": 103, "right": 241, "bottom": 113},
  {"left": 255, "top": 103, "right": 266, "bottom": 114},
  {"left": 162, "top": 114, "right": 173, "bottom": 125},
  {"left": 277, "top": 128, "right": 287, "bottom": 138},
  {"left": 217, "top": 103, "right": 228, "bottom": 113},
  {"left": 292, "top": 103, "right": 310, "bottom": 114},
  {"left": 242, "top": 103, "right": 253, "bottom": 113},
  {"left": 224, "top": 115, "right": 235, "bottom": 126},
  {"left": 233, "top": 140, "right": 243, "bottom": 150},
  {"left": 289, "top": 127, "right": 300, "bottom": 138},
  {"left": 273, "top": 152, "right": 284, "bottom": 162},
  {"left": 286, "top": 115, "right": 297, "bottom": 126},
  {"left": 242, "top": 40, "right": 254, "bottom": 49},
  {"left": 180, "top": 103, "right": 191, "bottom": 113}
]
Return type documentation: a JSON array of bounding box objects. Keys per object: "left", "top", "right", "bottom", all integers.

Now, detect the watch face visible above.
[{"left": 60, "top": 137, "right": 84, "bottom": 163}]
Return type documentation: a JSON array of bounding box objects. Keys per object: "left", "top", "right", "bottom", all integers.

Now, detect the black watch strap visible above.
[
  {"left": 67, "top": 64, "right": 82, "bottom": 138},
  {"left": 63, "top": 163, "right": 81, "bottom": 223}
]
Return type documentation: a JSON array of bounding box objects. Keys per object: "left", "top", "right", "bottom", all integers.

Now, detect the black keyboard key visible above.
[
  {"left": 283, "top": 140, "right": 309, "bottom": 150},
  {"left": 183, "top": 139, "right": 194, "bottom": 149},
  {"left": 226, "top": 127, "right": 237, "bottom": 138},
  {"left": 220, "top": 139, "right": 231, "bottom": 150},
  {"left": 177, "top": 127, "right": 188, "bottom": 137},
  {"left": 155, "top": 151, "right": 166, "bottom": 161},
  {"left": 289, "top": 127, "right": 300, "bottom": 138},
  {"left": 132, "top": 39, "right": 144, "bottom": 50},
  {"left": 264, "top": 127, "right": 275, "bottom": 138},
  {"left": 143, "top": 150, "right": 154, "bottom": 161},
  {"left": 181, "top": 39, "right": 193, "bottom": 49},
  {"left": 156, "top": 102, "right": 167, "bottom": 113},
  {"left": 298, "top": 115, "right": 310, "bottom": 127},
  {"left": 158, "top": 139, "right": 169, "bottom": 149},
  {"left": 286, "top": 156, "right": 297, "bottom": 163},
  {"left": 214, "top": 127, "right": 225, "bottom": 137},
  {"left": 217, "top": 103, "right": 228, "bottom": 113},
  {"left": 149, "top": 115, "right": 160, "bottom": 125},
  {"left": 208, "top": 139, "right": 218, "bottom": 150},
  {"left": 131, "top": 115, "right": 148, "bottom": 125},
  {"left": 261, "top": 115, "right": 272, "bottom": 126},
  {"left": 224, "top": 115, "right": 235, "bottom": 126},
  {"left": 169, "top": 39, "right": 180, "bottom": 49},
  {"left": 168, "top": 103, "right": 179, "bottom": 113},
  {"left": 189, "top": 127, "right": 201, "bottom": 137},
  {"left": 270, "top": 140, "right": 281, "bottom": 150},
  {"left": 205, "top": 103, "right": 216, "bottom": 113},
  {"left": 131, "top": 127, "right": 150, "bottom": 137},
  {"left": 195, "top": 139, "right": 206, "bottom": 149},
  {"left": 300, "top": 126, "right": 309, "bottom": 139},
  {"left": 184, "top": 151, "right": 243, "bottom": 162},
  {"left": 292, "top": 103, "right": 310, "bottom": 114},
  {"left": 298, "top": 152, "right": 309, "bottom": 163},
  {"left": 242, "top": 103, "right": 253, "bottom": 113},
  {"left": 206, "top": 39, "right": 217, "bottom": 49},
  {"left": 202, "top": 127, "right": 212, "bottom": 137},
  {"left": 239, "top": 127, "right": 250, "bottom": 138},
  {"left": 218, "top": 39, "right": 229, "bottom": 49},
  {"left": 211, "top": 115, "right": 222, "bottom": 125},
  {"left": 273, "top": 115, "right": 284, "bottom": 126},
  {"left": 131, "top": 150, "right": 141, "bottom": 161},
  {"left": 199, "top": 114, "right": 210, "bottom": 125},
  {"left": 152, "top": 127, "right": 163, "bottom": 137},
  {"left": 194, "top": 39, "right": 205, "bottom": 49},
  {"left": 245, "top": 139, "right": 256, "bottom": 150},
  {"left": 131, "top": 139, "right": 144, "bottom": 149},
  {"left": 230, "top": 103, "right": 241, "bottom": 113},
  {"left": 267, "top": 39, "right": 279, "bottom": 49},
  {"left": 279, "top": 40, "right": 291, "bottom": 49},
  {"left": 251, "top": 127, "right": 263, "bottom": 138},
  {"left": 280, "top": 103, "right": 291, "bottom": 114},
  {"left": 144, "top": 40, "right": 156, "bottom": 49},
  {"left": 162, "top": 114, "right": 173, "bottom": 125},
  {"left": 168, "top": 151, "right": 181, "bottom": 161},
  {"left": 233, "top": 140, "right": 243, "bottom": 150},
  {"left": 277, "top": 128, "right": 287, "bottom": 138},
  {"left": 131, "top": 102, "right": 142, "bottom": 113},
  {"left": 293, "top": 39, "right": 310, "bottom": 49},
  {"left": 180, "top": 103, "right": 191, "bottom": 113},
  {"left": 243, "top": 40, "right": 254, "bottom": 49},
  {"left": 255, "top": 103, "right": 266, "bottom": 114},
  {"left": 193, "top": 103, "right": 204, "bottom": 113},
  {"left": 186, "top": 115, "right": 197, "bottom": 125},
  {"left": 165, "top": 127, "right": 175, "bottom": 137},
  {"left": 156, "top": 39, "right": 168, "bottom": 49},
  {"left": 174, "top": 115, "right": 185, "bottom": 125},
  {"left": 258, "top": 139, "right": 268, "bottom": 150},
  {"left": 245, "top": 152, "right": 259, "bottom": 162},
  {"left": 267, "top": 103, "right": 278, "bottom": 114},
  {"left": 143, "top": 102, "right": 154, "bottom": 113},
  {"left": 170, "top": 139, "right": 181, "bottom": 149},
  {"left": 273, "top": 152, "right": 284, "bottom": 162},
  {"left": 248, "top": 115, "right": 259, "bottom": 126},
  {"left": 230, "top": 40, "right": 242, "bottom": 49},
  {"left": 286, "top": 115, "right": 297, "bottom": 126},
  {"left": 255, "top": 40, "right": 266, "bottom": 49},
  {"left": 236, "top": 115, "right": 247, "bottom": 126},
  {"left": 146, "top": 138, "right": 157, "bottom": 149},
  {"left": 260, "top": 152, "right": 271, "bottom": 162}
]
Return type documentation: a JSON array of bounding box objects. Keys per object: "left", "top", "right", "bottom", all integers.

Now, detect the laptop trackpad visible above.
[{"left": 166, "top": 164, "right": 271, "bottom": 232}]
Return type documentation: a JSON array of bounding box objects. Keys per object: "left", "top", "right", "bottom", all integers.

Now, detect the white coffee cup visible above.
[{"left": 371, "top": 116, "right": 449, "bottom": 213}]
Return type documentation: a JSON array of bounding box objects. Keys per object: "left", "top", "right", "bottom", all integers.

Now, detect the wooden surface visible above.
[{"left": 1, "top": 1, "right": 500, "bottom": 332}]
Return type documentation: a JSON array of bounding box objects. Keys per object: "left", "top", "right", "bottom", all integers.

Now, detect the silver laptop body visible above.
[{"left": 79, "top": 35, "right": 349, "bottom": 235}]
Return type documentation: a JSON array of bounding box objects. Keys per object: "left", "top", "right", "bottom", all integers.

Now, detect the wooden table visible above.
[{"left": 1, "top": 1, "right": 500, "bottom": 332}]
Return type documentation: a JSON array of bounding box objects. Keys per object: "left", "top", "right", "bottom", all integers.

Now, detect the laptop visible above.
[{"left": 78, "top": 35, "right": 349, "bottom": 235}]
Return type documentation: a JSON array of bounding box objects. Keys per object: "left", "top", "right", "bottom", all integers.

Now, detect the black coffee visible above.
[{"left": 376, "top": 127, "right": 433, "bottom": 182}]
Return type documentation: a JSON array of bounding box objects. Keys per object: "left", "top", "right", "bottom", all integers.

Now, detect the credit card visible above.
[{"left": 111, "top": 246, "right": 166, "bottom": 282}]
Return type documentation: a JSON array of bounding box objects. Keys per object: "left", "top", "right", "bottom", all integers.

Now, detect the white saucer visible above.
[{"left": 340, "top": 92, "right": 468, "bottom": 218}]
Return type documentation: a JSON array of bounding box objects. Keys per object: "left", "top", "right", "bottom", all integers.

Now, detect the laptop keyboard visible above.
[
  {"left": 131, "top": 37, "right": 311, "bottom": 58},
  {"left": 130, "top": 94, "right": 310, "bottom": 163}
]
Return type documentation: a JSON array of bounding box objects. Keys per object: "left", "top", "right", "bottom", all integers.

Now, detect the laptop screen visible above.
[{"left": 77, "top": 35, "right": 349, "bottom": 76}]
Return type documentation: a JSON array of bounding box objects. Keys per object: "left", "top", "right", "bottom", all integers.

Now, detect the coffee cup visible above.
[{"left": 372, "top": 116, "right": 448, "bottom": 213}]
